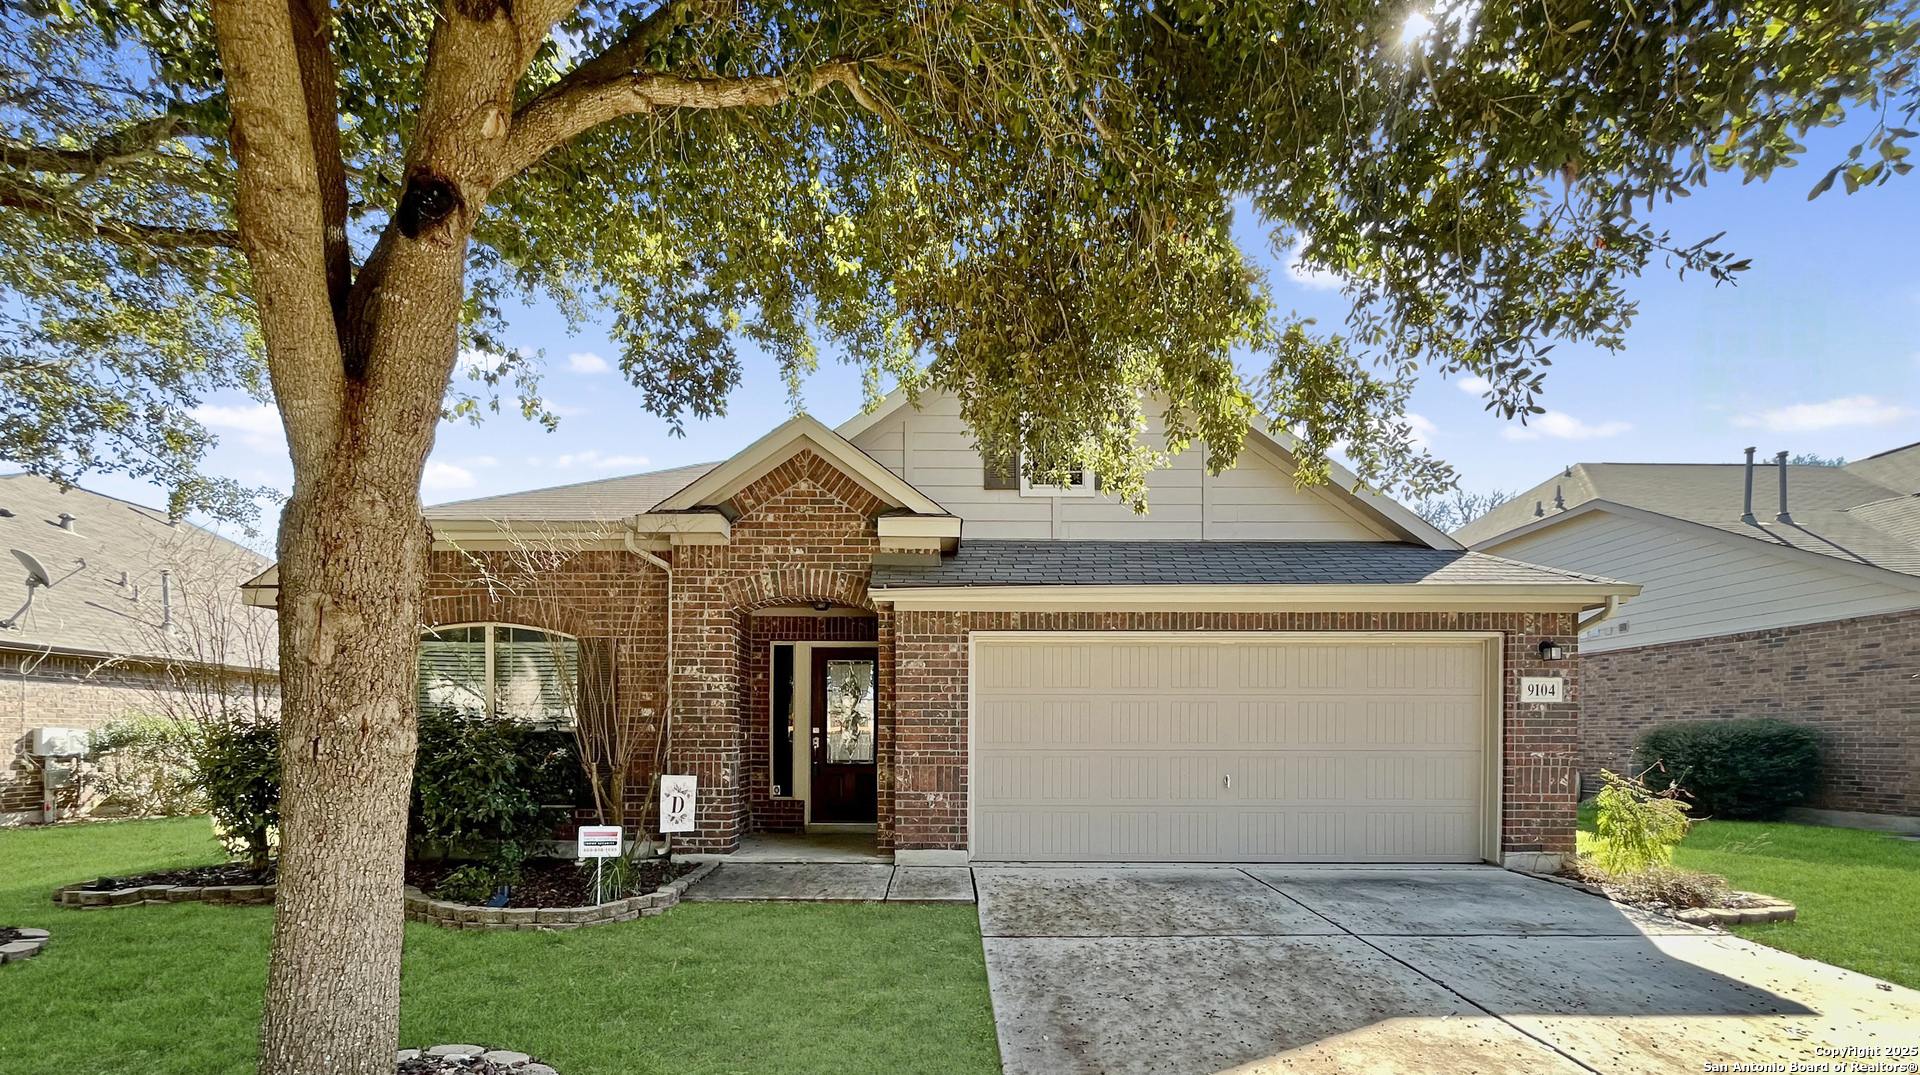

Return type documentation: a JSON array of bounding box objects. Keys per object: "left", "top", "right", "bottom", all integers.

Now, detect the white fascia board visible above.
[
  {"left": 877, "top": 514, "right": 961, "bottom": 539},
  {"left": 653, "top": 413, "right": 947, "bottom": 516},
  {"left": 868, "top": 582, "right": 1636, "bottom": 613},
  {"left": 1245, "top": 426, "right": 1463, "bottom": 551},
  {"left": 1473, "top": 500, "right": 1920, "bottom": 596},
  {"left": 833, "top": 385, "right": 913, "bottom": 441}
]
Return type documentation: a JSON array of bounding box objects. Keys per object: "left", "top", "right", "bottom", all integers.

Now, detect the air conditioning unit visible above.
[{"left": 29, "top": 727, "right": 89, "bottom": 758}]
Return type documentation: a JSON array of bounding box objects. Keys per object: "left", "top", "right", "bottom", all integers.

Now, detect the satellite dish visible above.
[{"left": 11, "top": 548, "right": 53, "bottom": 588}]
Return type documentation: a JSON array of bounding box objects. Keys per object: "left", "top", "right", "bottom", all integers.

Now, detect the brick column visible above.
[
  {"left": 668, "top": 544, "right": 748, "bottom": 853},
  {"left": 1500, "top": 613, "right": 1581, "bottom": 864},
  {"left": 891, "top": 609, "right": 969, "bottom": 851}
]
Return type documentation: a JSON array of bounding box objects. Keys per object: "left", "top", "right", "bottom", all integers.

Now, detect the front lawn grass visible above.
[
  {"left": 1578, "top": 805, "right": 1920, "bottom": 989},
  {"left": 0, "top": 817, "right": 1001, "bottom": 1075}
]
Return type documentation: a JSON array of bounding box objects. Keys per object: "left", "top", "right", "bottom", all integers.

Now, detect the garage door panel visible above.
[{"left": 973, "top": 637, "right": 1489, "bottom": 862}]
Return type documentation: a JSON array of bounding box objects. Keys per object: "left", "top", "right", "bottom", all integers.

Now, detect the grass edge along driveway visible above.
[
  {"left": 1578, "top": 807, "right": 1920, "bottom": 991},
  {"left": 0, "top": 817, "right": 1001, "bottom": 1075}
]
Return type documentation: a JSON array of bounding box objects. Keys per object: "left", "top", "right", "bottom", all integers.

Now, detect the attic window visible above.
[
  {"left": 1021, "top": 468, "right": 1098, "bottom": 499},
  {"left": 982, "top": 447, "right": 1094, "bottom": 497}
]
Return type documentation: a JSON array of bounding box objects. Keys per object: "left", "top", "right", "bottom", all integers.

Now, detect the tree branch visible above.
[
  {"left": 287, "top": 0, "right": 353, "bottom": 318},
  {"left": 502, "top": 57, "right": 959, "bottom": 176},
  {"left": 209, "top": 0, "right": 350, "bottom": 475},
  {"left": 0, "top": 176, "right": 240, "bottom": 249},
  {"left": 0, "top": 113, "right": 208, "bottom": 175}
]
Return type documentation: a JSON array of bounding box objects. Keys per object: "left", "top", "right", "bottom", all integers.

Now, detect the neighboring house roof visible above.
[
  {"left": 0, "top": 474, "right": 274, "bottom": 666},
  {"left": 1455, "top": 454, "right": 1920, "bottom": 583},
  {"left": 871, "top": 540, "right": 1630, "bottom": 588},
  {"left": 422, "top": 461, "right": 721, "bottom": 523}
]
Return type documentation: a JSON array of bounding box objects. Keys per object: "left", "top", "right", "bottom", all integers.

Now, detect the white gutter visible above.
[{"left": 1576, "top": 594, "right": 1624, "bottom": 635}]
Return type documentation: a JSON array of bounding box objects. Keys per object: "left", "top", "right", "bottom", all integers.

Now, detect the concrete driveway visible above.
[{"left": 974, "top": 865, "right": 1920, "bottom": 1075}]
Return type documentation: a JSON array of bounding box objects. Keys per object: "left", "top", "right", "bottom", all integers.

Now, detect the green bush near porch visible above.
[
  {"left": 1579, "top": 804, "right": 1920, "bottom": 990},
  {"left": 0, "top": 818, "right": 1001, "bottom": 1075}
]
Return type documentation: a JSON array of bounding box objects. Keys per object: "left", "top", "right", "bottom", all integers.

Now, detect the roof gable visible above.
[
  {"left": 655, "top": 413, "right": 947, "bottom": 516},
  {"left": 838, "top": 388, "right": 1460, "bottom": 550}
]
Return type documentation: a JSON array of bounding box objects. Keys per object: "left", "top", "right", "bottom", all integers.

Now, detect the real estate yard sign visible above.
[
  {"left": 661, "top": 775, "right": 698, "bottom": 833},
  {"left": 577, "top": 826, "right": 622, "bottom": 858}
]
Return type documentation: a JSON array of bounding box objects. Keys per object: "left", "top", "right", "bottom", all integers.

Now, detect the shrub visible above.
[
  {"left": 1591, "top": 769, "right": 1693, "bottom": 875},
  {"left": 194, "top": 719, "right": 282, "bottom": 870},
  {"left": 410, "top": 706, "right": 588, "bottom": 860},
  {"left": 434, "top": 864, "right": 505, "bottom": 906},
  {"left": 1635, "top": 718, "right": 1822, "bottom": 820},
  {"left": 86, "top": 714, "right": 205, "bottom": 818}
]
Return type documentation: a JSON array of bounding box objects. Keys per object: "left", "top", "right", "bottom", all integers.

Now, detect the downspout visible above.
[
  {"left": 624, "top": 530, "right": 673, "bottom": 857},
  {"left": 1576, "top": 595, "right": 1622, "bottom": 635}
]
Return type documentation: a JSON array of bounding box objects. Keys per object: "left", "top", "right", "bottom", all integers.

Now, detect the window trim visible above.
[
  {"left": 419, "top": 621, "right": 580, "bottom": 728},
  {"left": 1019, "top": 468, "right": 1094, "bottom": 498}
]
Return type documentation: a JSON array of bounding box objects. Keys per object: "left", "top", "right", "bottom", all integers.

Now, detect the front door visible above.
[{"left": 811, "top": 648, "right": 878, "bottom": 823}]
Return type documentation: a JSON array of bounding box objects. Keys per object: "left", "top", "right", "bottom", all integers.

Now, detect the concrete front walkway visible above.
[
  {"left": 974, "top": 865, "right": 1920, "bottom": 1075},
  {"left": 682, "top": 861, "right": 976, "bottom": 903}
]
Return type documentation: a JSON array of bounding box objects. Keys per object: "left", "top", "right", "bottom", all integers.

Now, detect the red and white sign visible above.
[{"left": 577, "top": 825, "right": 622, "bottom": 858}]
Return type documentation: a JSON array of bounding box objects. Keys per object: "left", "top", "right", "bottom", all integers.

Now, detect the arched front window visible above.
[{"left": 417, "top": 623, "right": 579, "bottom": 727}]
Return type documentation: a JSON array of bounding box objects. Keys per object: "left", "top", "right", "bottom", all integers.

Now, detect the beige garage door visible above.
[{"left": 971, "top": 635, "right": 1490, "bottom": 862}]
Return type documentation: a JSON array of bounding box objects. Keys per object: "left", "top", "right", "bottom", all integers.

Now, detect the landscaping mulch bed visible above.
[
  {"left": 407, "top": 856, "right": 696, "bottom": 908},
  {"left": 81, "top": 862, "right": 276, "bottom": 890},
  {"left": 1, "top": 927, "right": 25, "bottom": 944}
]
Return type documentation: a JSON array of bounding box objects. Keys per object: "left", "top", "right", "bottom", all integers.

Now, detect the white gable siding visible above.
[
  {"left": 848, "top": 392, "right": 1393, "bottom": 541},
  {"left": 1490, "top": 511, "right": 1920, "bottom": 651}
]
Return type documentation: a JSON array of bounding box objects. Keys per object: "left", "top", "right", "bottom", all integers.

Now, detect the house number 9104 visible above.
[{"left": 1520, "top": 677, "right": 1565, "bottom": 703}]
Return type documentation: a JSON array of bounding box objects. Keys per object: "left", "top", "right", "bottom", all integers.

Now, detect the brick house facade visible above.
[
  {"left": 387, "top": 407, "right": 1633, "bottom": 868},
  {"left": 1458, "top": 444, "right": 1920, "bottom": 826},
  {"left": 1580, "top": 608, "right": 1920, "bottom": 817}
]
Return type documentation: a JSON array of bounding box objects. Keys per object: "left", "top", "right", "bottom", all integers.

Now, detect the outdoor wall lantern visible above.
[
  {"left": 1537, "top": 639, "right": 1566, "bottom": 662},
  {"left": 812, "top": 600, "right": 833, "bottom": 612}
]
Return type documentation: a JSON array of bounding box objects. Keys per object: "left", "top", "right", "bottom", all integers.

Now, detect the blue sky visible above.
[{"left": 87, "top": 121, "right": 1919, "bottom": 547}]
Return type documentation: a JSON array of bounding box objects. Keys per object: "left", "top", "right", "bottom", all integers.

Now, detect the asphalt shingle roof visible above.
[
  {"left": 870, "top": 540, "right": 1627, "bottom": 588},
  {"left": 0, "top": 475, "right": 273, "bottom": 664},
  {"left": 423, "top": 462, "right": 721, "bottom": 522},
  {"left": 1454, "top": 443, "right": 1920, "bottom": 578}
]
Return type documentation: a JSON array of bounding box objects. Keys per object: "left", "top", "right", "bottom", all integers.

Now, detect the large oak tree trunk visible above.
[{"left": 261, "top": 466, "right": 428, "bottom": 1075}]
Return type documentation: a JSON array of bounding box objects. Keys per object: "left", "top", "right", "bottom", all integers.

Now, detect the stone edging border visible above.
[
  {"left": 1, "top": 928, "right": 51, "bottom": 963},
  {"left": 404, "top": 861, "right": 716, "bottom": 931},
  {"left": 1526, "top": 871, "right": 1797, "bottom": 926},
  {"left": 53, "top": 881, "right": 275, "bottom": 909},
  {"left": 401, "top": 1044, "right": 556, "bottom": 1073}
]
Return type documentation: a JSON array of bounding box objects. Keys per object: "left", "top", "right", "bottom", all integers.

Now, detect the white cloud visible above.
[
  {"left": 1502, "top": 411, "right": 1632, "bottom": 441},
  {"left": 192, "top": 403, "right": 279, "bottom": 435},
  {"left": 1282, "top": 239, "right": 1342, "bottom": 291},
  {"left": 567, "top": 351, "right": 611, "bottom": 374},
  {"left": 1732, "top": 395, "right": 1915, "bottom": 433},
  {"left": 422, "top": 462, "right": 476, "bottom": 490},
  {"left": 192, "top": 403, "right": 285, "bottom": 452},
  {"left": 1456, "top": 375, "right": 1492, "bottom": 395},
  {"left": 456, "top": 348, "right": 498, "bottom": 373},
  {"left": 540, "top": 450, "right": 651, "bottom": 471},
  {"left": 1403, "top": 412, "right": 1437, "bottom": 449}
]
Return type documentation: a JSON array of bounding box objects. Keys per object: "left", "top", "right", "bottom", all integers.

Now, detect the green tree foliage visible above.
[
  {"left": 1592, "top": 768, "right": 1694, "bottom": 875},
  {"left": 2, "top": 0, "right": 1911, "bottom": 509}
]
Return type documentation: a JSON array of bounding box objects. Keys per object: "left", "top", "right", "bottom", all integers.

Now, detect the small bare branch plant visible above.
[{"left": 442, "top": 522, "right": 663, "bottom": 841}]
